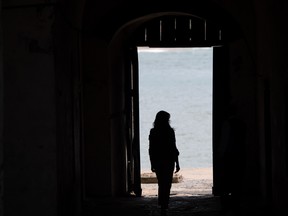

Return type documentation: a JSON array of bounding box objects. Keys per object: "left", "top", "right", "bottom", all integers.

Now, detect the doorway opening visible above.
[{"left": 138, "top": 46, "right": 213, "bottom": 196}]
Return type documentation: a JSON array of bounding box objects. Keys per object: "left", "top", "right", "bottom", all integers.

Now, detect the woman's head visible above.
[{"left": 153, "top": 110, "right": 171, "bottom": 128}]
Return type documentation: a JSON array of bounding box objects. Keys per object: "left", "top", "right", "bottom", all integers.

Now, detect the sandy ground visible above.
[{"left": 141, "top": 167, "right": 213, "bottom": 197}]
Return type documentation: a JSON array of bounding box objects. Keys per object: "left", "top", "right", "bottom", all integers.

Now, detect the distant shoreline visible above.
[
  {"left": 141, "top": 167, "right": 213, "bottom": 180},
  {"left": 137, "top": 46, "right": 211, "bottom": 52},
  {"left": 141, "top": 167, "right": 213, "bottom": 197}
]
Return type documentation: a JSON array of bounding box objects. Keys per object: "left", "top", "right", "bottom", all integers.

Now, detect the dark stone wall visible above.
[
  {"left": 82, "top": 37, "right": 112, "bottom": 196},
  {"left": 2, "top": 3, "right": 57, "bottom": 215}
]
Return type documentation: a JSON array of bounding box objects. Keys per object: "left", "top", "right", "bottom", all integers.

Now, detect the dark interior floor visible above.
[{"left": 82, "top": 194, "right": 255, "bottom": 216}]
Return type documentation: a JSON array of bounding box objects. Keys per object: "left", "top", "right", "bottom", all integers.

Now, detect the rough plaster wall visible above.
[
  {"left": 262, "top": 1, "right": 288, "bottom": 211},
  {"left": 220, "top": 0, "right": 288, "bottom": 211},
  {"left": 228, "top": 38, "right": 257, "bottom": 194},
  {"left": 3, "top": 5, "right": 57, "bottom": 216},
  {"left": 82, "top": 38, "right": 112, "bottom": 196}
]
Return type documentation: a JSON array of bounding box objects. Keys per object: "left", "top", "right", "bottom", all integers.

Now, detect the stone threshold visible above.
[{"left": 141, "top": 172, "right": 183, "bottom": 184}]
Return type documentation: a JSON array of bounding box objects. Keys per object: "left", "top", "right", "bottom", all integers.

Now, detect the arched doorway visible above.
[{"left": 108, "top": 11, "right": 237, "bottom": 197}]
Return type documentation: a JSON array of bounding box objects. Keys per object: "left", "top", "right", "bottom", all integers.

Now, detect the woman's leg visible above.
[{"left": 156, "top": 161, "right": 174, "bottom": 209}]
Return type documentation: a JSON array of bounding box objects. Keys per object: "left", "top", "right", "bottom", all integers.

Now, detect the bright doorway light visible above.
[{"left": 138, "top": 47, "right": 213, "bottom": 196}]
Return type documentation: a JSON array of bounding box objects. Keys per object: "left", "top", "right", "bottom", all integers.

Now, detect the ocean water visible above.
[{"left": 138, "top": 47, "right": 213, "bottom": 170}]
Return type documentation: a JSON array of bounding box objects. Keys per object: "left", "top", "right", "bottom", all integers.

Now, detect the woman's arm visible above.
[{"left": 175, "top": 157, "right": 180, "bottom": 173}]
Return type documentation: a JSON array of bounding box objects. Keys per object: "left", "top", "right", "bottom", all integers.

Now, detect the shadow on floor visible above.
[{"left": 83, "top": 194, "right": 223, "bottom": 216}]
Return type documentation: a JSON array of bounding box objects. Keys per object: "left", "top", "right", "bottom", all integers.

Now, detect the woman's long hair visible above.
[{"left": 153, "top": 110, "right": 172, "bottom": 129}]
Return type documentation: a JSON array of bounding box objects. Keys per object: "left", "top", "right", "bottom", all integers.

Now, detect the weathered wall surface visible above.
[{"left": 2, "top": 2, "right": 57, "bottom": 215}]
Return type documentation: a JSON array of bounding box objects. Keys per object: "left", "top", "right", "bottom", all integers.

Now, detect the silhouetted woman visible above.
[{"left": 149, "top": 110, "right": 180, "bottom": 212}]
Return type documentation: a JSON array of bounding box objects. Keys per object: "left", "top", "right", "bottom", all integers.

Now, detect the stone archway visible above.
[{"left": 107, "top": 9, "right": 239, "bottom": 196}]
